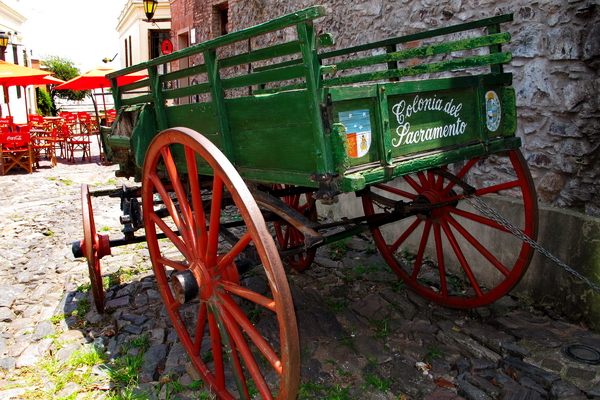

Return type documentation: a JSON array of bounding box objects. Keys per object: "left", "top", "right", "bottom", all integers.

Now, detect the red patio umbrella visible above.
[
  {"left": 54, "top": 67, "right": 148, "bottom": 115},
  {"left": 0, "top": 60, "right": 58, "bottom": 117}
]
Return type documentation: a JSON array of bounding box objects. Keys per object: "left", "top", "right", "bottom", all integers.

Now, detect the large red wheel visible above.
[
  {"left": 272, "top": 184, "right": 317, "bottom": 272},
  {"left": 80, "top": 184, "right": 111, "bottom": 313},
  {"left": 141, "top": 128, "right": 299, "bottom": 400},
  {"left": 362, "top": 149, "right": 538, "bottom": 308}
]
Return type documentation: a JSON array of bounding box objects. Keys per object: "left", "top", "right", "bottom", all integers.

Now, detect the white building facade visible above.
[
  {"left": 0, "top": 1, "right": 34, "bottom": 124},
  {"left": 116, "top": 0, "right": 172, "bottom": 69}
]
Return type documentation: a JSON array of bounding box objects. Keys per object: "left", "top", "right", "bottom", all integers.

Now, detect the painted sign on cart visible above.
[
  {"left": 387, "top": 87, "right": 492, "bottom": 157},
  {"left": 338, "top": 109, "right": 372, "bottom": 158}
]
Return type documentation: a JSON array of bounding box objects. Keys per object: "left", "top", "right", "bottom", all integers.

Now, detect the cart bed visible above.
[{"left": 106, "top": 6, "right": 517, "bottom": 195}]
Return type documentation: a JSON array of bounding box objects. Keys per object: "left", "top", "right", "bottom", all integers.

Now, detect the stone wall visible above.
[{"left": 176, "top": 0, "right": 599, "bottom": 216}]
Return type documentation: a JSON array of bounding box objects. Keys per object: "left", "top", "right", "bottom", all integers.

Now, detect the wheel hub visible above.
[
  {"left": 414, "top": 191, "right": 442, "bottom": 220},
  {"left": 170, "top": 256, "right": 240, "bottom": 304}
]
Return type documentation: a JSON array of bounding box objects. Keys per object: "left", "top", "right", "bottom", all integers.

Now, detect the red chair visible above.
[
  {"left": 1, "top": 130, "right": 34, "bottom": 174},
  {"left": 27, "top": 125, "right": 56, "bottom": 168},
  {"left": 77, "top": 112, "right": 96, "bottom": 134},
  {"left": 63, "top": 124, "right": 91, "bottom": 162},
  {"left": 28, "top": 114, "right": 49, "bottom": 132},
  {"left": 0, "top": 116, "right": 15, "bottom": 132}
]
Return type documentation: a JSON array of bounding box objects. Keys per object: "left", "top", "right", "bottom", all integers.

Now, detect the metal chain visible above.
[{"left": 465, "top": 196, "right": 600, "bottom": 294}]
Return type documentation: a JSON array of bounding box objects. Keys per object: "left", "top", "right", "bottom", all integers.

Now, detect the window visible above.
[
  {"left": 213, "top": 3, "right": 229, "bottom": 37},
  {"left": 128, "top": 36, "right": 133, "bottom": 66},
  {"left": 12, "top": 45, "right": 20, "bottom": 98},
  {"left": 150, "top": 30, "right": 170, "bottom": 59},
  {"left": 124, "top": 38, "right": 129, "bottom": 67}
]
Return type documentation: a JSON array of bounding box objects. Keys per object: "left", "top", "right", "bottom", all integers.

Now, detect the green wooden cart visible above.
[{"left": 74, "top": 6, "right": 538, "bottom": 399}]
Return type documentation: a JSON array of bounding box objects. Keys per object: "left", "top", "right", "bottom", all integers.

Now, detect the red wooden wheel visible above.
[
  {"left": 362, "top": 150, "right": 538, "bottom": 308},
  {"left": 141, "top": 128, "right": 300, "bottom": 400},
  {"left": 80, "top": 184, "right": 111, "bottom": 313},
  {"left": 272, "top": 184, "right": 317, "bottom": 272}
]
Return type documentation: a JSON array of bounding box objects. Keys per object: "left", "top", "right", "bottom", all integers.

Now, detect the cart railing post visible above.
[
  {"left": 296, "top": 19, "right": 334, "bottom": 178},
  {"left": 204, "top": 49, "right": 235, "bottom": 163}
]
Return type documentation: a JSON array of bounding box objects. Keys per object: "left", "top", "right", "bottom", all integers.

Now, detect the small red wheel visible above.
[
  {"left": 362, "top": 150, "right": 538, "bottom": 308},
  {"left": 142, "top": 128, "right": 299, "bottom": 400},
  {"left": 272, "top": 184, "right": 317, "bottom": 272},
  {"left": 80, "top": 184, "right": 111, "bottom": 313}
]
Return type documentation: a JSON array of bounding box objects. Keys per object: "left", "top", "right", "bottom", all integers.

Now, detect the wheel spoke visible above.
[
  {"left": 192, "top": 303, "right": 208, "bottom": 355},
  {"left": 403, "top": 173, "right": 423, "bottom": 193},
  {"left": 373, "top": 183, "right": 415, "bottom": 200},
  {"left": 207, "top": 175, "right": 224, "bottom": 266},
  {"left": 219, "top": 281, "right": 277, "bottom": 311},
  {"left": 208, "top": 310, "right": 226, "bottom": 390},
  {"left": 476, "top": 179, "right": 521, "bottom": 196},
  {"left": 149, "top": 212, "right": 192, "bottom": 260},
  {"left": 214, "top": 232, "right": 252, "bottom": 276},
  {"left": 440, "top": 217, "right": 483, "bottom": 297},
  {"left": 433, "top": 224, "right": 448, "bottom": 297},
  {"left": 449, "top": 207, "right": 511, "bottom": 233},
  {"left": 389, "top": 218, "right": 422, "bottom": 254},
  {"left": 210, "top": 303, "right": 252, "bottom": 400},
  {"left": 411, "top": 220, "right": 431, "bottom": 282},
  {"left": 445, "top": 214, "right": 511, "bottom": 277},
  {"left": 219, "top": 291, "right": 282, "bottom": 373},
  {"left": 155, "top": 255, "right": 188, "bottom": 272},
  {"left": 161, "top": 146, "right": 198, "bottom": 253},
  {"left": 216, "top": 300, "right": 275, "bottom": 400},
  {"left": 185, "top": 146, "right": 209, "bottom": 251},
  {"left": 441, "top": 157, "right": 479, "bottom": 197}
]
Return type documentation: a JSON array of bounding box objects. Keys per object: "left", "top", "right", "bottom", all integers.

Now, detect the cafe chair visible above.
[
  {"left": 63, "top": 124, "right": 91, "bottom": 162},
  {"left": 77, "top": 112, "right": 96, "bottom": 135},
  {"left": 0, "top": 130, "right": 34, "bottom": 175},
  {"left": 62, "top": 113, "right": 79, "bottom": 134},
  {"left": 28, "top": 114, "right": 50, "bottom": 132},
  {"left": 0, "top": 116, "right": 15, "bottom": 132},
  {"left": 25, "top": 126, "right": 56, "bottom": 168}
]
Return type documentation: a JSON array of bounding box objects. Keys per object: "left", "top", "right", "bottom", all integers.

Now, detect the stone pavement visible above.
[{"left": 1, "top": 151, "right": 599, "bottom": 399}]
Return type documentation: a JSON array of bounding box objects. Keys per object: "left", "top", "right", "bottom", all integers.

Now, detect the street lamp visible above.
[
  {"left": 143, "top": 0, "right": 158, "bottom": 21},
  {"left": 0, "top": 32, "right": 9, "bottom": 61}
]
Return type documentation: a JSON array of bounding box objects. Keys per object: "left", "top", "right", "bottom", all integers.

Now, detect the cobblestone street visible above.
[{"left": 1, "top": 152, "right": 600, "bottom": 399}]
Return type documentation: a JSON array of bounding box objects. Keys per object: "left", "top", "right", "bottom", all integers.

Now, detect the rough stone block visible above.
[
  {"left": 105, "top": 295, "right": 131, "bottom": 309},
  {"left": 499, "top": 356, "right": 560, "bottom": 390},
  {"left": 139, "top": 344, "right": 168, "bottom": 383},
  {"left": 455, "top": 378, "right": 493, "bottom": 400}
]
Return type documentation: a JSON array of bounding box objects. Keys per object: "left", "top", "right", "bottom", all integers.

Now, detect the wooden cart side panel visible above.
[{"left": 226, "top": 92, "right": 319, "bottom": 180}]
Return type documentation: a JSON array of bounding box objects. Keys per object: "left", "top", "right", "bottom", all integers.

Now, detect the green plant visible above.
[
  {"left": 390, "top": 279, "right": 405, "bottom": 292},
  {"left": 76, "top": 283, "right": 91, "bottom": 292},
  {"left": 328, "top": 238, "right": 351, "bottom": 260},
  {"left": 362, "top": 374, "right": 391, "bottom": 392},
  {"left": 48, "top": 314, "right": 66, "bottom": 325},
  {"left": 368, "top": 315, "right": 391, "bottom": 339},
  {"left": 298, "top": 382, "right": 353, "bottom": 400},
  {"left": 426, "top": 345, "right": 444, "bottom": 358},
  {"left": 367, "top": 354, "right": 377, "bottom": 369},
  {"left": 74, "top": 297, "right": 90, "bottom": 319},
  {"left": 68, "top": 348, "right": 104, "bottom": 368},
  {"left": 336, "top": 335, "right": 356, "bottom": 351},
  {"left": 401, "top": 247, "right": 415, "bottom": 262},
  {"left": 36, "top": 87, "right": 55, "bottom": 116},
  {"left": 326, "top": 297, "right": 349, "bottom": 312}
]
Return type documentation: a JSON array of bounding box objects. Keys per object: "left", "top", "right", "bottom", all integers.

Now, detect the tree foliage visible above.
[
  {"left": 36, "top": 87, "right": 55, "bottom": 116},
  {"left": 41, "top": 55, "right": 89, "bottom": 102}
]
